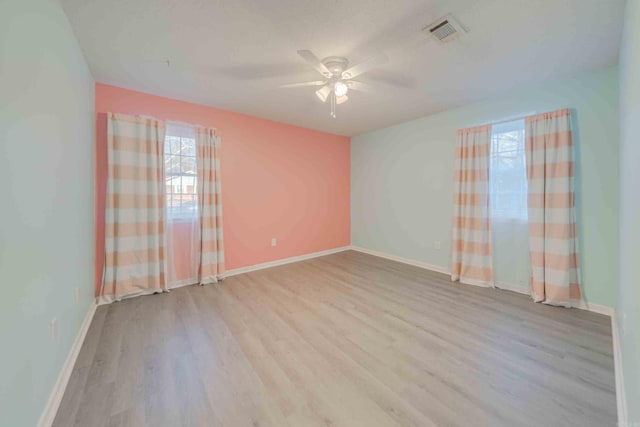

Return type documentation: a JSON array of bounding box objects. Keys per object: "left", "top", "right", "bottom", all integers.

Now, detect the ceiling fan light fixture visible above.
[
  {"left": 334, "top": 81, "right": 348, "bottom": 97},
  {"left": 336, "top": 95, "right": 348, "bottom": 105},
  {"left": 315, "top": 85, "right": 330, "bottom": 102},
  {"left": 288, "top": 49, "right": 387, "bottom": 117}
]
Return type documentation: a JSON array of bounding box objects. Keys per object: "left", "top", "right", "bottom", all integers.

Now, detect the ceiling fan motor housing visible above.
[{"left": 322, "top": 56, "right": 349, "bottom": 78}]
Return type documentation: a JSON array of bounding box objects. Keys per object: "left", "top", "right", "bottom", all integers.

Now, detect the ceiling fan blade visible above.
[
  {"left": 280, "top": 80, "right": 326, "bottom": 88},
  {"left": 297, "top": 50, "right": 332, "bottom": 77},
  {"left": 342, "top": 53, "right": 388, "bottom": 79},
  {"left": 346, "top": 81, "right": 373, "bottom": 92}
]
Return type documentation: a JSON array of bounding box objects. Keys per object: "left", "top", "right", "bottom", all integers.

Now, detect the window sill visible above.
[
  {"left": 168, "top": 217, "right": 197, "bottom": 223},
  {"left": 492, "top": 217, "right": 528, "bottom": 224}
]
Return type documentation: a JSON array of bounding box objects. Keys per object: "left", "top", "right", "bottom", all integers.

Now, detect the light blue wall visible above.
[
  {"left": 352, "top": 66, "right": 619, "bottom": 308},
  {"left": 618, "top": 0, "right": 640, "bottom": 423},
  {"left": 0, "top": 0, "right": 95, "bottom": 425}
]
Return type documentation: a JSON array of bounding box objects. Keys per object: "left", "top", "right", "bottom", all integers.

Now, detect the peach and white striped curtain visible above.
[
  {"left": 101, "top": 113, "right": 167, "bottom": 303},
  {"left": 195, "top": 128, "right": 224, "bottom": 284},
  {"left": 525, "top": 108, "right": 581, "bottom": 306},
  {"left": 451, "top": 125, "right": 494, "bottom": 287}
]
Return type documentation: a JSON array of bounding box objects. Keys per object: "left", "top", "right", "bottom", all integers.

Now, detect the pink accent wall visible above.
[{"left": 95, "top": 83, "right": 351, "bottom": 295}]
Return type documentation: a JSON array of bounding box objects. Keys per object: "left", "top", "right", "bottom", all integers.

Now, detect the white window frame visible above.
[
  {"left": 165, "top": 124, "right": 198, "bottom": 222},
  {"left": 489, "top": 119, "right": 528, "bottom": 222}
]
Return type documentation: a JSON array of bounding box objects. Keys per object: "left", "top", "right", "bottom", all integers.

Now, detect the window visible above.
[
  {"left": 489, "top": 119, "right": 528, "bottom": 220},
  {"left": 165, "top": 124, "right": 197, "bottom": 220}
]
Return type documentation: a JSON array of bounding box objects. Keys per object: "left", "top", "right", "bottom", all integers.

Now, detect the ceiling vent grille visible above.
[{"left": 424, "top": 14, "right": 467, "bottom": 43}]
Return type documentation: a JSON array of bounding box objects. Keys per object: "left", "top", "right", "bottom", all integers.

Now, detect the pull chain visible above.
[{"left": 330, "top": 91, "right": 336, "bottom": 118}]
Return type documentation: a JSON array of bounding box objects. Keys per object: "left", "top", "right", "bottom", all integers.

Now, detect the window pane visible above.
[
  {"left": 181, "top": 157, "right": 196, "bottom": 175},
  {"left": 165, "top": 155, "right": 181, "bottom": 175},
  {"left": 183, "top": 140, "right": 196, "bottom": 156},
  {"left": 167, "top": 136, "right": 181, "bottom": 154},
  {"left": 490, "top": 119, "right": 527, "bottom": 220},
  {"left": 164, "top": 124, "right": 198, "bottom": 221}
]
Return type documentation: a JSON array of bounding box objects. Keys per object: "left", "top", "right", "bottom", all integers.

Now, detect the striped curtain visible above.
[
  {"left": 195, "top": 128, "right": 224, "bottom": 284},
  {"left": 101, "top": 113, "right": 167, "bottom": 303},
  {"left": 451, "top": 125, "right": 494, "bottom": 287},
  {"left": 525, "top": 108, "right": 581, "bottom": 306}
]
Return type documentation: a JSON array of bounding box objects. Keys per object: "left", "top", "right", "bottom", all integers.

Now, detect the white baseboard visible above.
[
  {"left": 351, "top": 244, "right": 626, "bottom": 424},
  {"left": 494, "top": 282, "right": 615, "bottom": 316},
  {"left": 349, "top": 245, "right": 450, "bottom": 275},
  {"left": 573, "top": 299, "right": 615, "bottom": 317},
  {"left": 37, "top": 301, "right": 97, "bottom": 427},
  {"left": 224, "top": 246, "right": 352, "bottom": 277},
  {"left": 95, "top": 246, "right": 353, "bottom": 304},
  {"left": 495, "top": 281, "right": 531, "bottom": 295},
  {"left": 611, "top": 312, "right": 629, "bottom": 427},
  {"left": 350, "top": 245, "right": 615, "bottom": 315}
]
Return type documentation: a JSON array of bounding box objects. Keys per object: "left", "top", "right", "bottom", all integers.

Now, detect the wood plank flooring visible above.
[{"left": 53, "top": 250, "right": 617, "bottom": 427}]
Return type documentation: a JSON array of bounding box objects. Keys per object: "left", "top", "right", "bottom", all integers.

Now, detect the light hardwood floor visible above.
[{"left": 53, "top": 250, "right": 617, "bottom": 427}]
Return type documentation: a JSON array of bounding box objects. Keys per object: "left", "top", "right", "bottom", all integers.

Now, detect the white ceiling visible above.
[{"left": 60, "top": 0, "right": 625, "bottom": 136}]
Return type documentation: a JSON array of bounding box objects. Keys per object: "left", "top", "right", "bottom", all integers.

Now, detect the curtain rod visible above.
[
  {"left": 136, "top": 115, "right": 218, "bottom": 133},
  {"left": 475, "top": 112, "right": 537, "bottom": 127},
  {"left": 166, "top": 119, "right": 216, "bottom": 131}
]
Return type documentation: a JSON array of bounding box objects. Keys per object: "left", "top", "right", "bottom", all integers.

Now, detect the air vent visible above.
[{"left": 424, "top": 14, "right": 467, "bottom": 43}]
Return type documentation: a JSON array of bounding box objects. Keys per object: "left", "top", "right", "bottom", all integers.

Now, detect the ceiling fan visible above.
[{"left": 281, "top": 50, "right": 388, "bottom": 118}]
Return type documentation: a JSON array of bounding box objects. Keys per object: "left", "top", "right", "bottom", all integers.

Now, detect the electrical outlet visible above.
[
  {"left": 434, "top": 240, "right": 441, "bottom": 250},
  {"left": 271, "top": 238, "right": 277, "bottom": 247},
  {"left": 50, "top": 318, "right": 57, "bottom": 341}
]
